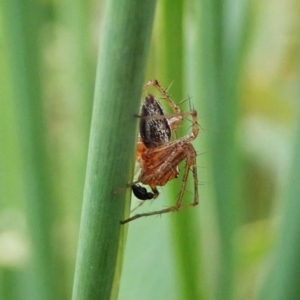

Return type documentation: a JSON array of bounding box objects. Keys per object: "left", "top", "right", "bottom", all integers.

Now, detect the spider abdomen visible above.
[{"left": 140, "top": 94, "right": 171, "bottom": 148}]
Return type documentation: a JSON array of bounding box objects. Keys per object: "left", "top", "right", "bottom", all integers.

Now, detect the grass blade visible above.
[
  {"left": 258, "top": 102, "right": 300, "bottom": 299},
  {"left": 1, "top": 1, "right": 57, "bottom": 299},
  {"left": 199, "top": 0, "right": 250, "bottom": 298},
  {"left": 72, "top": 0, "right": 157, "bottom": 299}
]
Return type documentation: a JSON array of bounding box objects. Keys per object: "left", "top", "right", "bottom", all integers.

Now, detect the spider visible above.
[{"left": 120, "top": 79, "right": 199, "bottom": 224}]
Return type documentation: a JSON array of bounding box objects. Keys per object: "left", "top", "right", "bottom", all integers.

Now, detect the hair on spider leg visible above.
[
  {"left": 195, "top": 150, "right": 209, "bottom": 156},
  {"left": 180, "top": 179, "right": 207, "bottom": 190},
  {"left": 177, "top": 96, "right": 191, "bottom": 107},
  {"left": 189, "top": 96, "right": 196, "bottom": 111},
  {"left": 182, "top": 115, "right": 204, "bottom": 133},
  {"left": 165, "top": 80, "right": 174, "bottom": 93},
  {"left": 177, "top": 108, "right": 208, "bottom": 133}
]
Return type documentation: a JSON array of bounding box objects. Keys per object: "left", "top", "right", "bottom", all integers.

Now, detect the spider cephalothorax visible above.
[{"left": 121, "top": 79, "right": 199, "bottom": 224}]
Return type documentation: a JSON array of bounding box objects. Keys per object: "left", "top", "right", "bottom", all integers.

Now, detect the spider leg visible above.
[
  {"left": 172, "top": 144, "right": 198, "bottom": 208},
  {"left": 143, "top": 79, "right": 181, "bottom": 114},
  {"left": 143, "top": 79, "right": 183, "bottom": 139},
  {"left": 130, "top": 201, "right": 146, "bottom": 214},
  {"left": 154, "top": 110, "right": 199, "bottom": 148},
  {"left": 113, "top": 180, "right": 140, "bottom": 196},
  {"left": 150, "top": 185, "right": 159, "bottom": 199}
]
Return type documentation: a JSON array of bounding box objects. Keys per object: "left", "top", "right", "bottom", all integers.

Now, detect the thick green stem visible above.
[{"left": 72, "top": 0, "right": 157, "bottom": 299}]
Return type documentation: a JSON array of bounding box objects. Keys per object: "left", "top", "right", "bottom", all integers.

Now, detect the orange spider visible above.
[{"left": 120, "top": 79, "right": 199, "bottom": 224}]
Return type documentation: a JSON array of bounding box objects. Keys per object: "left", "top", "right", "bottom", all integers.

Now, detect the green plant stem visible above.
[
  {"left": 258, "top": 73, "right": 300, "bottom": 300},
  {"left": 1, "top": 1, "right": 57, "bottom": 299},
  {"left": 71, "top": 0, "right": 157, "bottom": 299},
  {"left": 158, "top": 1, "right": 204, "bottom": 299},
  {"left": 200, "top": 1, "right": 249, "bottom": 299}
]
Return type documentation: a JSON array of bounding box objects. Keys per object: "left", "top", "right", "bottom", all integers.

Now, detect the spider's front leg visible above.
[
  {"left": 173, "top": 143, "right": 199, "bottom": 209},
  {"left": 143, "top": 79, "right": 181, "bottom": 114},
  {"left": 143, "top": 79, "right": 184, "bottom": 136}
]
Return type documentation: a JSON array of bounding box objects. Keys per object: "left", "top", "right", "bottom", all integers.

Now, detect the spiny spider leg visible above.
[
  {"left": 143, "top": 79, "right": 181, "bottom": 114},
  {"left": 143, "top": 79, "right": 183, "bottom": 135}
]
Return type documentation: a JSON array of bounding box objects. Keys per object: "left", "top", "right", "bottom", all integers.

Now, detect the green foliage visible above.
[{"left": 1, "top": 0, "right": 300, "bottom": 299}]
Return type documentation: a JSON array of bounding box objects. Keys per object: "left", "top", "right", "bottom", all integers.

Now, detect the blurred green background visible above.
[{"left": 1, "top": 0, "right": 300, "bottom": 299}]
